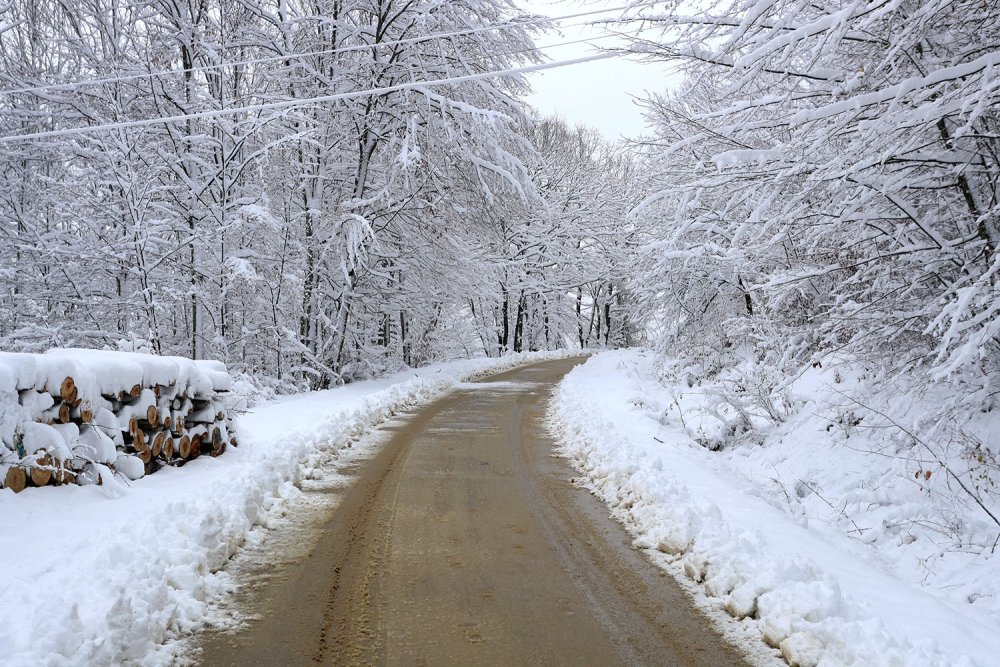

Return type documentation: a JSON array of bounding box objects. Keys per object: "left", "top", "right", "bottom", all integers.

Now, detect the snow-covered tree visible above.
[
  {"left": 459, "top": 115, "right": 645, "bottom": 355},
  {"left": 625, "top": 0, "right": 999, "bottom": 400},
  {"left": 1, "top": 1, "right": 653, "bottom": 386}
]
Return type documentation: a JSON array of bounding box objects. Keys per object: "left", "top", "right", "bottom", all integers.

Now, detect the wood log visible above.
[
  {"left": 30, "top": 454, "right": 53, "bottom": 487},
  {"left": 132, "top": 427, "right": 146, "bottom": 452},
  {"left": 117, "top": 384, "right": 143, "bottom": 403},
  {"left": 136, "top": 445, "right": 152, "bottom": 464},
  {"left": 151, "top": 431, "right": 164, "bottom": 458},
  {"left": 191, "top": 397, "right": 212, "bottom": 411},
  {"left": 59, "top": 376, "right": 78, "bottom": 404},
  {"left": 170, "top": 412, "right": 185, "bottom": 436},
  {"left": 146, "top": 404, "right": 159, "bottom": 429},
  {"left": 69, "top": 400, "right": 94, "bottom": 425},
  {"left": 162, "top": 436, "right": 175, "bottom": 460},
  {"left": 53, "top": 462, "right": 75, "bottom": 485},
  {"left": 152, "top": 382, "right": 174, "bottom": 399},
  {"left": 210, "top": 439, "right": 226, "bottom": 457},
  {"left": 190, "top": 433, "right": 203, "bottom": 458},
  {"left": 38, "top": 401, "right": 73, "bottom": 425},
  {"left": 187, "top": 409, "right": 227, "bottom": 430},
  {"left": 157, "top": 395, "right": 172, "bottom": 418},
  {"left": 163, "top": 415, "right": 172, "bottom": 431},
  {"left": 4, "top": 466, "right": 26, "bottom": 493},
  {"left": 177, "top": 435, "right": 192, "bottom": 460}
]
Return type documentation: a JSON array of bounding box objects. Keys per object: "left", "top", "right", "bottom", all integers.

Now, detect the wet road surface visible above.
[{"left": 195, "top": 357, "right": 751, "bottom": 666}]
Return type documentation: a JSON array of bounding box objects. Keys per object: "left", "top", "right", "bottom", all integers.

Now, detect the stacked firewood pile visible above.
[{"left": 0, "top": 349, "right": 236, "bottom": 492}]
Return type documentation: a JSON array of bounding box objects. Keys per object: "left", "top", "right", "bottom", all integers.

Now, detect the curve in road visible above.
[{"left": 196, "top": 357, "right": 752, "bottom": 666}]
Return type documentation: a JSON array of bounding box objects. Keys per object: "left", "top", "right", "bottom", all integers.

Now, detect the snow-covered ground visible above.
[
  {"left": 549, "top": 350, "right": 1000, "bottom": 667},
  {"left": 0, "top": 351, "right": 570, "bottom": 667}
]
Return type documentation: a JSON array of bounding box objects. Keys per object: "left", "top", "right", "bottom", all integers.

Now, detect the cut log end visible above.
[
  {"left": 178, "top": 435, "right": 192, "bottom": 460},
  {"left": 4, "top": 466, "right": 27, "bottom": 493},
  {"left": 30, "top": 454, "right": 53, "bottom": 487},
  {"left": 59, "top": 376, "right": 78, "bottom": 404},
  {"left": 53, "top": 466, "right": 75, "bottom": 485},
  {"left": 133, "top": 428, "right": 146, "bottom": 452},
  {"left": 151, "top": 432, "right": 165, "bottom": 458}
]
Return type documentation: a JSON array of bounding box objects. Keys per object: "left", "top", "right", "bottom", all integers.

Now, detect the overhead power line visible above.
[
  {"left": 0, "top": 1, "right": 657, "bottom": 98},
  {"left": 0, "top": 51, "right": 628, "bottom": 144}
]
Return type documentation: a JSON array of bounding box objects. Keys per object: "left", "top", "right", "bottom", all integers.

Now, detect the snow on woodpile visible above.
[{"left": 0, "top": 349, "right": 236, "bottom": 492}]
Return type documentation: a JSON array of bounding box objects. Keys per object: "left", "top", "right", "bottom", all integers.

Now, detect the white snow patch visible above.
[
  {"left": 549, "top": 350, "right": 999, "bottom": 667},
  {"left": 0, "top": 350, "right": 575, "bottom": 666}
]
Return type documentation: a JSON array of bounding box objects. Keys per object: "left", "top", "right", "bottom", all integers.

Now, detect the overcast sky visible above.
[{"left": 520, "top": 1, "right": 677, "bottom": 141}]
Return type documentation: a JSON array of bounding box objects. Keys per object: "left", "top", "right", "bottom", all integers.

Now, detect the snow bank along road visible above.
[
  {"left": 193, "top": 358, "right": 752, "bottom": 666},
  {"left": 551, "top": 351, "right": 1000, "bottom": 667},
  {"left": 0, "top": 351, "right": 574, "bottom": 666}
]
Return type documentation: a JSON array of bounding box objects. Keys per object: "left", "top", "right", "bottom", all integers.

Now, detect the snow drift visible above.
[{"left": 549, "top": 350, "right": 1000, "bottom": 667}]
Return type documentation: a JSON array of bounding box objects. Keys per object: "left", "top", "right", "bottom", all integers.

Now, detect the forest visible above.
[
  {"left": 0, "top": 0, "right": 640, "bottom": 390},
  {"left": 1, "top": 2, "right": 999, "bottom": 664},
  {"left": 0, "top": 0, "right": 997, "bottom": 412}
]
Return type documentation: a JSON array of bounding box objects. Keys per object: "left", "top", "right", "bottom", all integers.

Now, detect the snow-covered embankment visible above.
[
  {"left": 549, "top": 350, "right": 1000, "bottom": 667},
  {"left": 0, "top": 350, "right": 571, "bottom": 666}
]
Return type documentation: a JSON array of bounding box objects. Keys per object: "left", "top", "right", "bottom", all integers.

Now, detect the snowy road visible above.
[{"left": 193, "top": 358, "right": 751, "bottom": 666}]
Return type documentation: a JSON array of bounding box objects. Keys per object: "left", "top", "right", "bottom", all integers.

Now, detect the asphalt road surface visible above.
[{"left": 195, "top": 357, "right": 751, "bottom": 666}]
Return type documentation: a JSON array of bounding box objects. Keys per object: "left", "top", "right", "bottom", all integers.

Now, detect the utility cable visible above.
[
  {"left": 0, "top": 1, "right": 657, "bottom": 98},
  {"left": 0, "top": 51, "right": 629, "bottom": 143}
]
